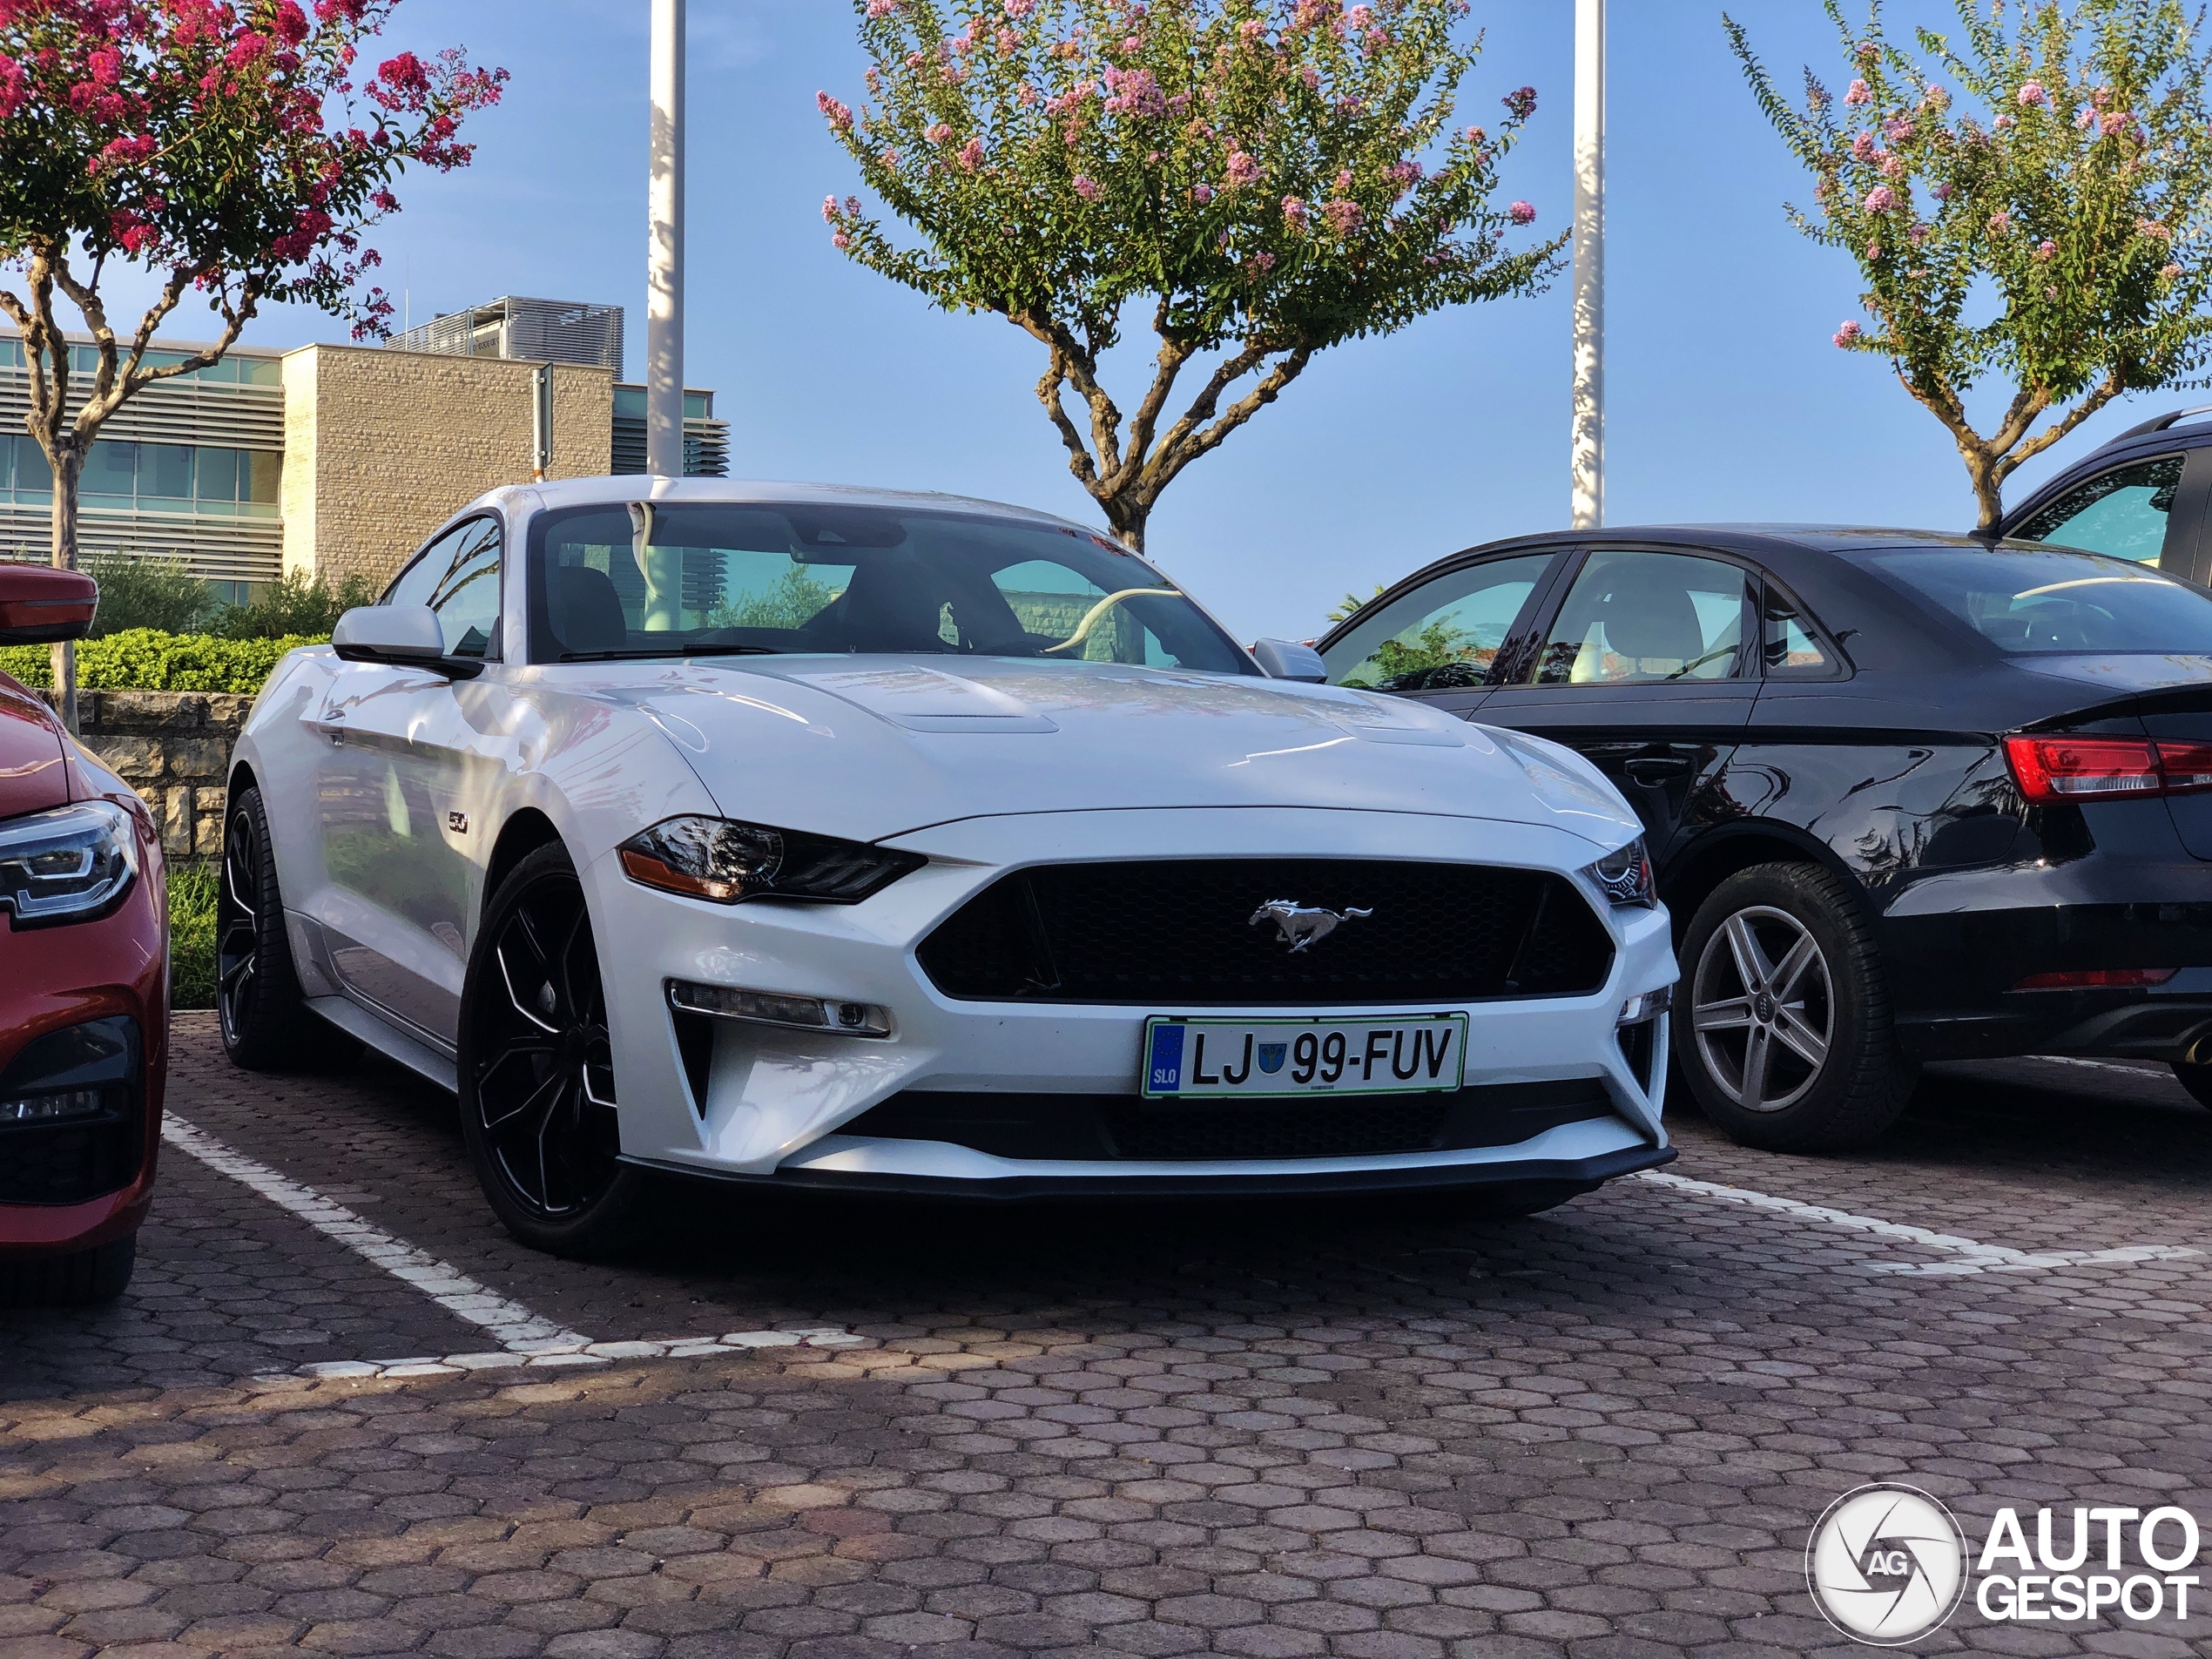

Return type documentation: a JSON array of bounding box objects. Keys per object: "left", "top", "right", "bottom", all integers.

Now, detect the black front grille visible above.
[
  {"left": 840, "top": 1077, "right": 1615, "bottom": 1162},
  {"left": 918, "top": 859, "right": 1614, "bottom": 1006}
]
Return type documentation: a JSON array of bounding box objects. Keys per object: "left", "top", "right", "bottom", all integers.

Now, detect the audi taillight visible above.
[{"left": 2003, "top": 735, "right": 2212, "bottom": 804}]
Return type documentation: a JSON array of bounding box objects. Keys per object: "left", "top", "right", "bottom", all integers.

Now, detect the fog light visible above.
[
  {"left": 0, "top": 1087, "right": 108, "bottom": 1124},
  {"left": 667, "top": 979, "right": 894, "bottom": 1037},
  {"left": 1617, "top": 985, "right": 1673, "bottom": 1025}
]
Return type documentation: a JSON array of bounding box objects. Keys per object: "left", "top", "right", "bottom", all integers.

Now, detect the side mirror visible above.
[
  {"left": 0, "top": 564, "right": 98, "bottom": 645},
  {"left": 1252, "top": 637, "right": 1327, "bottom": 683},
  {"left": 332, "top": 604, "right": 481, "bottom": 678}
]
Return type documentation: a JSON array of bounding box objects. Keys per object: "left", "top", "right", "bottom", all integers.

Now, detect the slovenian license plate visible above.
[{"left": 1141, "top": 1014, "right": 1469, "bottom": 1101}]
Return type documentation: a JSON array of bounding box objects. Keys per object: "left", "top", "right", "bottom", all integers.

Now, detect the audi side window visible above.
[
  {"left": 1527, "top": 550, "right": 1750, "bottom": 685},
  {"left": 382, "top": 518, "right": 502, "bottom": 658},
  {"left": 1322, "top": 553, "right": 1555, "bottom": 691},
  {"left": 2012, "top": 455, "right": 2182, "bottom": 564},
  {"left": 1761, "top": 584, "right": 1836, "bottom": 678}
]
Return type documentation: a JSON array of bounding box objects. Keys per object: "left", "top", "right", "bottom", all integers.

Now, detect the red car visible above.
[{"left": 0, "top": 563, "right": 166, "bottom": 1305}]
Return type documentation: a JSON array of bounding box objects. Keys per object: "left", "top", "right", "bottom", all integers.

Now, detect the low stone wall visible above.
[{"left": 37, "top": 688, "right": 249, "bottom": 866}]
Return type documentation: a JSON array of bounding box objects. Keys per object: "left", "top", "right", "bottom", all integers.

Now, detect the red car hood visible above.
[{"left": 0, "top": 672, "right": 70, "bottom": 817}]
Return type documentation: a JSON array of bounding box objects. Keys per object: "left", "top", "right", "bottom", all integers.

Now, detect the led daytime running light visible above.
[{"left": 668, "top": 979, "right": 894, "bottom": 1037}]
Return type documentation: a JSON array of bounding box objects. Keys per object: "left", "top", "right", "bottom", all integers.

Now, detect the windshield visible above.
[
  {"left": 1867, "top": 544, "right": 2212, "bottom": 654},
  {"left": 527, "top": 502, "right": 1253, "bottom": 673}
]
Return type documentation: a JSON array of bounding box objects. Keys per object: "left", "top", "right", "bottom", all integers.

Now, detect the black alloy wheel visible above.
[
  {"left": 1673, "top": 862, "right": 1916, "bottom": 1152},
  {"left": 218, "top": 786, "right": 317, "bottom": 1070},
  {"left": 458, "top": 844, "right": 648, "bottom": 1256}
]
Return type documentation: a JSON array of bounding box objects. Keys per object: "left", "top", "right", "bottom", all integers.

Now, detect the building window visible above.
[{"left": 3, "top": 435, "right": 278, "bottom": 516}]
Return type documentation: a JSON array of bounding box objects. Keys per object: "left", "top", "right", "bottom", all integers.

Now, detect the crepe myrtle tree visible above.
[
  {"left": 1728, "top": 0, "right": 2212, "bottom": 531},
  {"left": 0, "top": 0, "right": 504, "bottom": 728},
  {"left": 818, "top": 0, "right": 1562, "bottom": 551}
]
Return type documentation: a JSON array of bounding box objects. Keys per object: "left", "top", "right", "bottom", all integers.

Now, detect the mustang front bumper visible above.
[{"left": 583, "top": 807, "right": 1677, "bottom": 1194}]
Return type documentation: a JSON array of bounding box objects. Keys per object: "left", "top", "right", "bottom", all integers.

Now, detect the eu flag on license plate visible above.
[{"left": 1147, "top": 1023, "right": 1185, "bottom": 1093}]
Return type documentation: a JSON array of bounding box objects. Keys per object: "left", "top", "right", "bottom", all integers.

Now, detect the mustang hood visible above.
[{"left": 577, "top": 656, "right": 1640, "bottom": 848}]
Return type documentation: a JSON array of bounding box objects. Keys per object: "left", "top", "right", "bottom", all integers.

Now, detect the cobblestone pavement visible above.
[{"left": 2, "top": 1012, "right": 2209, "bottom": 1658}]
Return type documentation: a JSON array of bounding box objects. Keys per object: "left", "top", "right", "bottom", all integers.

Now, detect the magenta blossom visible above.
[
  {"left": 1282, "top": 194, "right": 1308, "bottom": 229},
  {"left": 1508, "top": 199, "right": 1535, "bottom": 226},
  {"left": 816, "top": 91, "right": 853, "bottom": 131},
  {"left": 1864, "top": 185, "right": 1895, "bottom": 212},
  {"left": 1225, "top": 149, "right": 1262, "bottom": 186},
  {"left": 1851, "top": 132, "right": 1876, "bottom": 160},
  {"left": 1073, "top": 173, "right": 1100, "bottom": 200},
  {"left": 1193, "top": 182, "right": 1214, "bottom": 203}
]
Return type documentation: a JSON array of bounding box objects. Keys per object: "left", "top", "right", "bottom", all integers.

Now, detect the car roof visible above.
[{"left": 1419, "top": 523, "right": 2013, "bottom": 560}]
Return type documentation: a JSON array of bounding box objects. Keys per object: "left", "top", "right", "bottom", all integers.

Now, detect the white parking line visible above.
[
  {"left": 163, "top": 1115, "right": 592, "bottom": 1354},
  {"left": 1634, "top": 1169, "right": 2203, "bottom": 1277},
  {"left": 162, "top": 1115, "right": 864, "bottom": 1382}
]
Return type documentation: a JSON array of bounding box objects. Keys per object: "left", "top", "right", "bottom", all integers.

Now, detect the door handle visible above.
[{"left": 1624, "top": 757, "right": 1690, "bottom": 783}]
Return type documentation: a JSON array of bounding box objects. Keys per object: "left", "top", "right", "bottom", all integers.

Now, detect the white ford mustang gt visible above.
[{"left": 219, "top": 478, "right": 1677, "bottom": 1254}]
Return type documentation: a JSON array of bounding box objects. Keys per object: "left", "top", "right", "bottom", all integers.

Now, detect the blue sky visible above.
[{"left": 106, "top": 0, "right": 2200, "bottom": 641}]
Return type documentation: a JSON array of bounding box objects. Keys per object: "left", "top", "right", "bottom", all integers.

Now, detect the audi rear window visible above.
[{"left": 1867, "top": 545, "right": 2212, "bottom": 654}]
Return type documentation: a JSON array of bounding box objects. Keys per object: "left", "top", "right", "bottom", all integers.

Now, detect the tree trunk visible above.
[
  {"left": 47, "top": 448, "right": 81, "bottom": 735},
  {"left": 1101, "top": 491, "right": 1150, "bottom": 554},
  {"left": 1966, "top": 449, "right": 2005, "bottom": 535}
]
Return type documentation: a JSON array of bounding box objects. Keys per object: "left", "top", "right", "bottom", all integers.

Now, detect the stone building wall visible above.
[
  {"left": 40, "top": 689, "right": 249, "bottom": 867},
  {"left": 281, "top": 344, "right": 613, "bottom": 591}
]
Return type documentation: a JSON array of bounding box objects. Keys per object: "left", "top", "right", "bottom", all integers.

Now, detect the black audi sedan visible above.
[{"left": 1317, "top": 525, "right": 2212, "bottom": 1151}]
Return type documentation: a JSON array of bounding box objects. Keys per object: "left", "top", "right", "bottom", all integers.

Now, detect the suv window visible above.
[
  {"left": 1322, "top": 553, "right": 1554, "bottom": 691},
  {"left": 1527, "top": 550, "right": 1750, "bottom": 685},
  {"left": 2011, "top": 455, "right": 2182, "bottom": 563},
  {"left": 385, "top": 517, "right": 502, "bottom": 658}
]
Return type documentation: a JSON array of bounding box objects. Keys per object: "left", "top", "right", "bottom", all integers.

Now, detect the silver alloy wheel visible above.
[{"left": 1690, "top": 904, "right": 1835, "bottom": 1113}]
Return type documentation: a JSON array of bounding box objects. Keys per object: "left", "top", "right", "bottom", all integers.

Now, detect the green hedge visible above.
[
  {"left": 0, "top": 628, "right": 324, "bottom": 695},
  {"left": 169, "top": 865, "right": 218, "bottom": 1010}
]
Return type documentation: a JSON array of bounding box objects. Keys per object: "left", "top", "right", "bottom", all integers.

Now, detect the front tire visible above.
[
  {"left": 458, "top": 843, "right": 650, "bottom": 1258},
  {"left": 219, "top": 786, "right": 317, "bottom": 1071},
  {"left": 1673, "top": 863, "right": 1914, "bottom": 1152}
]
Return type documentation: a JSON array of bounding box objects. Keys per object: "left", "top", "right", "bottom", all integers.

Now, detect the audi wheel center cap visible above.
[{"left": 1805, "top": 1483, "right": 1968, "bottom": 1645}]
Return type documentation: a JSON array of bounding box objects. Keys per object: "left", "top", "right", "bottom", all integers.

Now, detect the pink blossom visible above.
[
  {"left": 2016, "top": 80, "right": 2045, "bottom": 105},
  {"left": 1005, "top": 0, "right": 1034, "bottom": 16},
  {"left": 956, "top": 137, "right": 984, "bottom": 171},
  {"left": 2034, "top": 239, "right": 2057, "bottom": 260},
  {"left": 1844, "top": 78, "right": 1871, "bottom": 106},
  {"left": 2101, "top": 110, "right": 2133, "bottom": 136},
  {"left": 1324, "top": 198, "right": 1362, "bottom": 234},
  {"left": 1299, "top": 64, "right": 1318, "bottom": 90},
  {"left": 880, "top": 146, "right": 899, "bottom": 168},
  {"left": 1508, "top": 199, "right": 1535, "bottom": 225},
  {"left": 1281, "top": 194, "right": 1308, "bottom": 229},
  {"left": 1334, "top": 168, "right": 1354, "bottom": 194},
  {"left": 817, "top": 91, "right": 853, "bottom": 131},
  {"left": 1225, "top": 149, "right": 1262, "bottom": 186},
  {"left": 821, "top": 194, "right": 839, "bottom": 223},
  {"left": 1835, "top": 320, "right": 1865, "bottom": 347},
  {"left": 926, "top": 121, "right": 953, "bottom": 145},
  {"left": 1987, "top": 209, "right": 2011, "bottom": 233},
  {"left": 1880, "top": 152, "right": 1905, "bottom": 179},
  {"left": 2162, "top": 262, "right": 2184, "bottom": 280},
  {"left": 997, "top": 28, "right": 1020, "bottom": 52},
  {"left": 1388, "top": 158, "right": 1422, "bottom": 194},
  {"left": 1501, "top": 85, "right": 1536, "bottom": 120},
  {"left": 866, "top": 0, "right": 897, "bottom": 15},
  {"left": 832, "top": 231, "right": 853, "bottom": 250},
  {"left": 1931, "top": 182, "right": 1952, "bottom": 200},
  {"left": 1994, "top": 113, "right": 2014, "bottom": 129},
  {"left": 1908, "top": 221, "right": 1929, "bottom": 245},
  {"left": 1461, "top": 125, "right": 1484, "bottom": 145},
  {"left": 1193, "top": 181, "right": 1214, "bottom": 203},
  {"left": 1857, "top": 40, "right": 1878, "bottom": 62},
  {"left": 1867, "top": 241, "right": 1884, "bottom": 259},
  {"left": 1883, "top": 116, "right": 1913, "bottom": 142},
  {"left": 1017, "top": 82, "right": 1037, "bottom": 106},
  {"left": 1864, "top": 185, "right": 1895, "bottom": 212},
  {"left": 1072, "top": 173, "right": 1100, "bottom": 200},
  {"left": 2139, "top": 218, "right": 2174, "bottom": 240},
  {"left": 0, "top": 55, "right": 23, "bottom": 122},
  {"left": 1851, "top": 132, "right": 1877, "bottom": 160},
  {"left": 1239, "top": 19, "right": 1264, "bottom": 42},
  {"left": 1250, "top": 250, "right": 1275, "bottom": 273}
]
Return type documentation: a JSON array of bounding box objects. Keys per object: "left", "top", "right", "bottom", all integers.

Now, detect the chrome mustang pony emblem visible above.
[{"left": 1250, "top": 899, "right": 1373, "bottom": 954}]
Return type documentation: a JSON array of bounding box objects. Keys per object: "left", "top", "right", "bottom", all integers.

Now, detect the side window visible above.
[
  {"left": 1761, "top": 584, "right": 1835, "bottom": 678},
  {"left": 2012, "top": 455, "right": 2182, "bottom": 563},
  {"left": 383, "top": 518, "right": 502, "bottom": 658},
  {"left": 1322, "top": 553, "right": 1555, "bottom": 691},
  {"left": 1529, "top": 550, "right": 1749, "bottom": 685}
]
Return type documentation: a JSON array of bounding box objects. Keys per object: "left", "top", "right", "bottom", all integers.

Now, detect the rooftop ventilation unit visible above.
[{"left": 388, "top": 297, "right": 624, "bottom": 374}]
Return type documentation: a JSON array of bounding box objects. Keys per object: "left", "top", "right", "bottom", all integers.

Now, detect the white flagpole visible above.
[
  {"left": 646, "top": 0, "right": 686, "bottom": 479},
  {"left": 1569, "top": 0, "right": 1604, "bottom": 529}
]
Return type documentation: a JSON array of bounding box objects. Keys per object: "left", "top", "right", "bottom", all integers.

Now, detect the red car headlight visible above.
[{"left": 0, "top": 799, "right": 139, "bottom": 926}]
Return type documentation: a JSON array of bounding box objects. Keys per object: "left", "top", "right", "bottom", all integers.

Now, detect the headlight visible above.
[
  {"left": 1581, "top": 835, "right": 1655, "bottom": 907},
  {"left": 0, "top": 799, "right": 138, "bottom": 926},
  {"left": 618, "top": 815, "right": 924, "bottom": 904}
]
